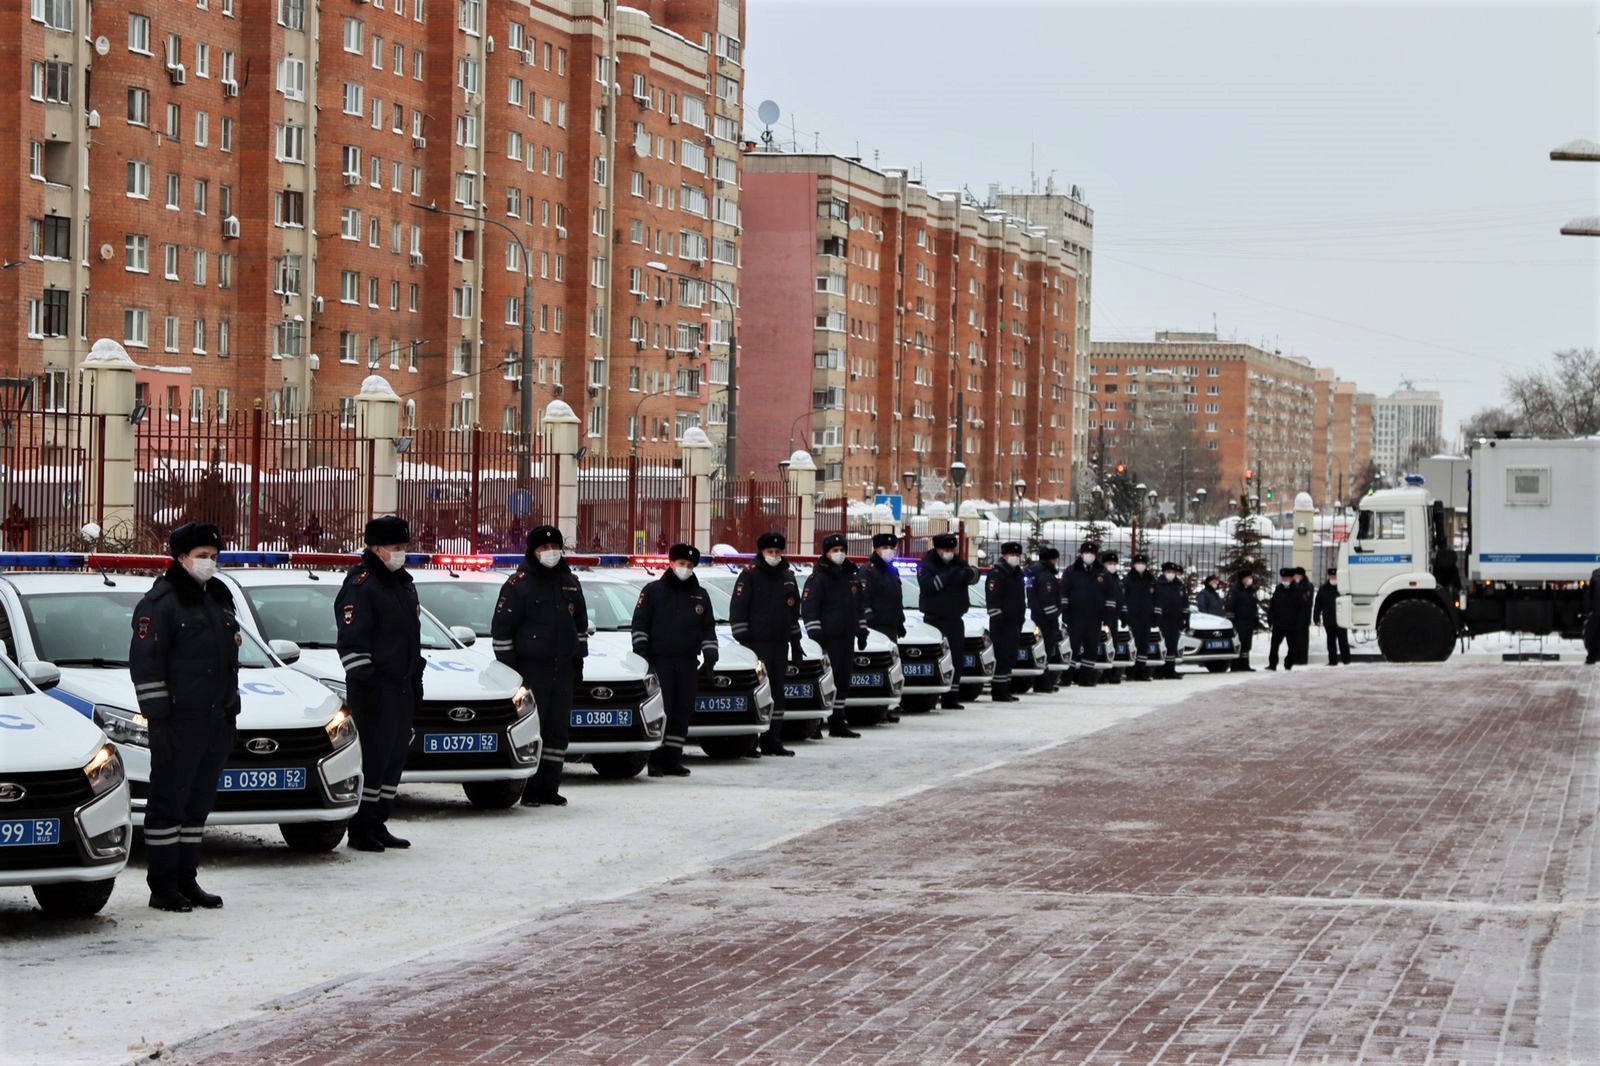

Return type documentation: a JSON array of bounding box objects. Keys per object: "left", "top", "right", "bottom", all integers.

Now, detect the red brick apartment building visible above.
[
  {"left": 3, "top": 0, "right": 745, "bottom": 463},
  {"left": 741, "top": 152, "right": 1080, "bottom": 502}
]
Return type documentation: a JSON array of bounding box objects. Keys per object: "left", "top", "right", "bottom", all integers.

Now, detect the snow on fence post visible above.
[
  {"left": 542, "top": 400, "right": 581, "bottom": 546},
  {"left": 354, "top": 376, "right": 400, "bottom": 521},
  {"left": 1293, "top": 491, "right": 1316, "bottom": 576},
  {"left": 80, "top": 339, "right": 137, "bottom": 543},
  {"left": 680, "top": 426, "right": 713, "bottom": 550},
  {"left": 870, "top": 502, "right": 897, "bottom": 542},
  {"left": 785, "top": 450, "right": 817, "bottom": 552}
]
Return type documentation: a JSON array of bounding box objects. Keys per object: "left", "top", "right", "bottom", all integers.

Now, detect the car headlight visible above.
[
  {"left": 322, "top": 679, "right": 348, "bottom": 700},
  {"left": 1032, "top": 625, "right": 1042, "bottom": 639},
  {"left": 94, "top": 704, "right": 149, "bottom": 747},
  {"left": 643, "top": 672, "right": 660, "bottom": 697},
  {"left": 980, "top": 631, "right": 993, "bottom": 650},
  {"left": 324, "top": 706, "right": 356, "bottom": 748},
  {"left": 753, "top": 660, "right": 766, "bottom": 680},
  {"left": 83, "top": 742, "right": 125, "bottom": 795},
  {"left": 940, "top": 637, "right": 950, "bottom": 653}
]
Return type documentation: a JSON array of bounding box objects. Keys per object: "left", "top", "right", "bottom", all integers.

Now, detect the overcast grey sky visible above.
[{"left": 744, "top": 0, "right": 1600, "bottom": 439}]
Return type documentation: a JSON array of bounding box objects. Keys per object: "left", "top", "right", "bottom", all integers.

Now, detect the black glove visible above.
[
  {"left": 856, "top": 631, "right": 868, "bottom": 651},
  {"left": 790, "top": 640, "right": 805, "bottom": 663},
  {"left": 897, "top": 625, "right": 906, "bottom": 639},
  {"left": 571, "top": 655, "right": 585, "bottom": 684},
  {"left": 701, "top": 647, "right": 719, "bottom": 671}
]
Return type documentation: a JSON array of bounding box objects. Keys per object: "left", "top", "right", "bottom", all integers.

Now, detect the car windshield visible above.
[
  {"left": 574, "top": 578, "right": 640, "bottom": 631},
  {"left": 414, "top": 581, "right": 501, "bottom": 636},
  {"left": 0, "top": 655, "right": 30, "bottom": 696},
  {"left": 241, "top": 583, "right": 456, "bottom": 650},
  {"left": 694, "top": 572, "right": 738, "bottom": 622},
  {"left": 21, "top": 590, "right": 274, "bottom": 667},
  {"left": 900, "top": 572, "right": 920, "bottom": 609}
]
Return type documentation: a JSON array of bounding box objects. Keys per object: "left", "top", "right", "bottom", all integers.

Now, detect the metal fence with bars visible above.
[
  {"left": 575, "top": 454, "right": 685, "bottom": 555},
  {"left": 396, "top": 426, "right": 556, "bottom": 554},
  {"left": 0, "top": 401, "right": 107, "bottom": 552},
  {"left": 710, "top": 476, "right": 794, "bottom": 550}
]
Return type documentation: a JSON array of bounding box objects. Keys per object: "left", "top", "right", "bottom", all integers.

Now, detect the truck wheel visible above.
[
  {"left": 959, "top": 683, "right": 986, "bottom": 703},
  {"left": 280, "top": 820, "right": 349, "bottom": 852},
  {"left": 32, "top": 878, "right": 115, "bottom": 918},
  {"left": 590, "top": 752, "right": 649, "bottom": 779},
  {"left": 699, "top": 735, "right": 756, "bottom": 759},
  {"left": 1377, "top": 599, "right": 1455, "bottom": 662},
  {"left": 462, "top": 779, "right": 525, "bottom": 809}
]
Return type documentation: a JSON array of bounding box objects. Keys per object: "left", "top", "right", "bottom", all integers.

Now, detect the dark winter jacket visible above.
[
  {"left": 491, "top": 562, "right": 589, "bottom": 675},
  {"left": 1226, "top": 581, "right": 1261, "bottom": 630},
  {"left": 631, "top": 573, "right": 717, "bottom": 662},
  {"left": 917, "top": 550, "right": 979, "bottom": 622},
  {"left": 984, "top": 558, "right": 1027, "bottom": 629},
  {"left": 1026, "top": 562, "right": 1061, "bottom": 633},
  {"left": 335, "top": 551, "right": 425, "bottom": 696},
  {"left": 1588, "top": 567, "right": 1600, "bottom": 616},
  {"left": 1313, "top": 581, "right": 1341, "bottom": 628},
  {"left": 860, "top": 555, "right": 906, "bottom": 638},
  {"left": 1122, "top": 568, "right": 1156, "bottom": 626},
  {"left": 129, "top": 563, "right": 243, "bottom": 720},
  {"left": 1103, "top": 567, "right": 1127, "bottom": 626},
  {"left": 1061, "top": 559, "right": 1116, "bottom": 624},
  {"left": 802, "top": 557, "right": 868, "bottom": 642},
  {"left": 729, "top": 559, "right": 803, "bottom": 647},
  {"left": 1267, "top": 583, "right": 1295, "bottom": 631},
  {"left": 1195, "top": 585, "right": 1225, "bottom": 617},
  {"left": 1154, "top": 575, "right": 1190, "bottom": 628},
  {"left": 1290, "top": 579, "right": 1315, "bottom": 626}
]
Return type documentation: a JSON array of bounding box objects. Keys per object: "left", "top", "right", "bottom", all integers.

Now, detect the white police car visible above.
[
  {"left": 599, "top": 567, "right": 776, "bottom": 758},
  {"left": 788, "top": 564, "right": 905, "bottom": 727},
  {"left": 219, "top": 567, "right": 541, "bottom": 808},
  {"left": 0, "top": 569, "right": 362, "bottom": 853},
  {"left": 1182, "top": 611, "right": 1240, "bottom": 672},
  {"left": 965, "top": 579, "right": 1050, "bottom": 693},
  {"left": 407, "top": 565, "right": 666, "bottom": 780},
  {"left": 0, "top": 653, "right": 131, "bottom": 917},
  {"left": 895, "top": 571, "right": 996, "bottom": 704}
]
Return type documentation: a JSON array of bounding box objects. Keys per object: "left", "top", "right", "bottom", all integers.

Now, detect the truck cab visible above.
[{"left": 1337, "top": 487, "right": 1458, "bottom": 661}]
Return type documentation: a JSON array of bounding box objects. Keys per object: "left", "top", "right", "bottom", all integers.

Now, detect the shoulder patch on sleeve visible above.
[
  {"left": 353, "top": 570, "right": 370, "bottom": 586},
  {"left": 342, "top": 604, "right": 356, "bottom": 625},
  {"left": 507, "top": 572, "right": 526, "bottom": 587},
  {"left": 136, "top": 616, "right": 152, "bottom": 640}
]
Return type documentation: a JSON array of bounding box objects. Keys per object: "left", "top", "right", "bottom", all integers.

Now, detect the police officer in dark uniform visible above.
[
  {"left": 730, "top": 531, "right": 804, "bottom": 757},
  {"left": 1313, "top": 566, "right": 1350, "bottom": 666},
  {"left": 985, "top": 542, "right": 1027, "bottom": 702},
  {"left": 1584, "top": 564, "right": 1600, "bottom": 665},
  {"left": 490, "top": 525, "right": 588, "bottom": 806},
  {"left": 130, "top": 522, "right": 240, "bottom": 912},
  {"left": 1226, "top": 570, "right": 1260, "bottom": 671},
  {"left": 1027, "top": 547, "right": 1063, "bottom": 694},
  {"left": 1122, "top": 553, "right": 1157, "bottom": 682},
  {"left": 1062, "top": 541, "right": 1114, "bottom": 687},
  {"left": 1267, "top": 567, "right": 1295, "bottom": 670},
  {"left": 861, "top": 533, "right": 906, "bottom": 722},
  {"left": 802, "top": 533, "right": 866, "bottom": 737},
  {"left": 336, "top": 515, "right": 425, "bottom": 852},
  {"left": 631, "top": 544, "right": 718, "bottom": 776},
  {"left": 1290, "top": 567, "right": 1315, "bottom": 668},
  {"left": 1195, "top": 574, "right": 1226, "bottom": 617},
  {"left": 1154, "top": 561, "right": 1190, "bottom": 679},
  {"left": 1099, "top": 550, "right": 1127, "bottom": 685},
  {"left": 919, "top": 532, "right": 979, "bottom": 710}
]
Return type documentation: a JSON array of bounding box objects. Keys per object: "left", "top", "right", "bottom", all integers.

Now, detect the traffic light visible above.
[
  {"left": 1114, "top": 463, "right": 1126, "bottom": 474},
  {"left": 1264, "top": 488, "right": 1274, "bottom": 501},
  {"left": 1244, "top": 469, "right": 1255, "bottom": 482}
]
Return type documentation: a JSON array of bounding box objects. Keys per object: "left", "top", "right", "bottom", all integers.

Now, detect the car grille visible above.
[
  {"left": 785, "top": 657, "right": 825, "bottom": 681},
  {"left": 414, "top": 699, "right": 518, "bottom": 729},
  {"left": 0, "top": 767, "right": 92, "bottom": 814},
  {"left": 710, "top": 667, "right": 760, "bottom": 692},
  {"left": 577, "top": 679, "right": 652, "bottom": 704},
  {"left": 229, "top": 726, "right": 332, "bottom": 762},
  {"left": 897, "top": 642, "right": 942, "bottom": 662}
]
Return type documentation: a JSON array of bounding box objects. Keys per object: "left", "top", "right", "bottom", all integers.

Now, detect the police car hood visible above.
[
  {"left": 901, "top": 617, "right": 946, "bottom": 647},
  {"left": 1188, "top": 611, "right": 1230, "bottom": 631},
  {"left": 707, "top": 624, "right": 827, "bottom": 664},
  {"left": 289, "top": 647, "right": 521, "bottom": 699},
  {"left": 0, "top": 692, "right": 109, "bottom": 773},
  {"left": 905, "top": 609, "right": 989, "bottom": 641},
  {"left": 582, "top": 632, "right": 652, "bottom": 681},
  {"left": 50, "top": 665, "right": 341, "bottom": 729}
]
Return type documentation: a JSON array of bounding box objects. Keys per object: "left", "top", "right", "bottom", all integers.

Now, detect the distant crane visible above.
[{"left": 1397, "top": 375, "right": 1467, "bottom": 391}]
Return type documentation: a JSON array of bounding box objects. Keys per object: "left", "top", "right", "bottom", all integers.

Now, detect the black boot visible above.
[
  {"left": 759, "top": 739, "right": 796, "bottom": 756},
  {"left": 827, "top": 711, "right": 860, "bottom": 739},
  {"left": 1105, "top": 668, "right": 1123, "bottom": 685},
  {"left": 180, "top": 881, "right": 224, "bottom": 908},
  {"left": 1077, "top": 665, "right": 1097, "bottom": 688},
  {"left": 940, "top": 693, "right": 965, "bottom": 710},
  {"left": 1165, "top": 661, "right": 1182, "bottom": 680},
  {"left": 148, "top": 888, "right": 193, "bottom": 912},
  {"left": 990, "top": 679, "right": 1019, "bottom": 702},
  {"left": 346, "top": 821, "right": 386, "bottom": 852},
  {"left": 375, "top": 823, "right": 413, "bottom": 847},
  {"left": 649, "top": 747, "right": 692, "bottom": 776}
]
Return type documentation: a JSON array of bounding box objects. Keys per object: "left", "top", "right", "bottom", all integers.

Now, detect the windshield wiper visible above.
[
  {"left": 291, "top": 640, "right": 336, "bottom": 649},
  {"left": 50, "top": 657, "right": 130, "bottom": 668}
]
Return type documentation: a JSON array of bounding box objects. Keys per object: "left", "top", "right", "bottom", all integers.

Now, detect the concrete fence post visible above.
[
  {"left": 79, "top": 339, "right": 137, "bottom": 545},
  {"left": 1293, "top": 491, "right": 1316, "bottom": 574},
  {"left": 542, "top": 400, "right": 581, "bottom": 547},
  {"left": 354, "top": 375, "right": 400, "bottom": 521},
  {"left": 786, "top": 450, "right": 817, "bottom": 552},
  {"left": 680, "top": 427, "right": 713, "bottom": 549},
  {"left": 869, "top": 503, "right": 898, "bottom": 543}
]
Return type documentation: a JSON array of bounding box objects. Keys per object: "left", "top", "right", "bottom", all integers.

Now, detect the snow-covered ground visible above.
[{"left": 3, "top": 670, "right": 1251, "bottom": 1065}]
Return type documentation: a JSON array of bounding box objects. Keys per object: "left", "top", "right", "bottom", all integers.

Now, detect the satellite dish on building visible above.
[{"left": 756, "top": 100, "right": 780, "bottom": 146}]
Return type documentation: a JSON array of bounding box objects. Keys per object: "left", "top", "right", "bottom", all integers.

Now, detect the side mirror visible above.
[
  {"left": 23, "top": 661, "right": 61, "bottom": 691},
  {"left": 449, "top": 625, "right": 478, "bottom": 647},
  {"left": 269, "top": 639, "right": 302, "bottom": 665}
]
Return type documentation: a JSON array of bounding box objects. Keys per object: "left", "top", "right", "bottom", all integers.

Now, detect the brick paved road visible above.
[{"left": 170, "top": 665, "right": 1599, "bottom": 1065}]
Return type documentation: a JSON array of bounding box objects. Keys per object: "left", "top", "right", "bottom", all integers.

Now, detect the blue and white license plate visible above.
[
  {"left": 0, "top": 818, "right": 60, "bottom": 847},
  {"left": 850, "top": 672, "right": 886, "bottom": 688},
  {"left": 695, "top": 695, "right": 749, "bottom": 713},
  {"left": 571, "top": 708, "right": 632, "bottom": 728},
  {"left": 218, "top": 767, "right": 306, "bottom": 791},
  {"left": 961, "top": 654, "right": 978, "bottom": 668},
  {"left": 1202, "top": 639, "right": 1233, "bottom": 651},
  {"left": 1115, "top": 643, "right": 1130, "bottom": 656},
  {"left": 902, "top": 662, "right": 936, "bottom": 677},
  {"left": 1016, "top": 649, "right": 1032, "bottom": 662},
  {"left": 782, "top": 683, "right": 816, "bottom": 700},
  {"left": 422, "top": 732, "right": 499, "bottom": 754}
]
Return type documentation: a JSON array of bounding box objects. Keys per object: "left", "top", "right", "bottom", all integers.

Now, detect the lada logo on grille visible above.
[
  {"left": 447, "top": 706, "right": 477, "bottom": 722},
  {"left": 854, "top": 655, "right": 871, "bottom": 667},
  {"left": 0, "top": 782, "right": 25, "bottom": 802},
  {"left": 906, "top": 647, "right": 922, "bottom": 658},
  {"left": 713, "top": 674, "right": 733, "bottom": 688},
  {"left": 785, "top": 664, "right": 798, "bottom": 676},
  {"left": 244, "top": 737, "right": 279, "bottom": 755},
  {"left": 589, "top": 686, "right": 613, "bottom": 700}
]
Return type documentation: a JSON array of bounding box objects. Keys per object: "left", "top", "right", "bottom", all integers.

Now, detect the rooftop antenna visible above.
[{"left": 756, "top": 99, "right": 780, "bottom": 148}]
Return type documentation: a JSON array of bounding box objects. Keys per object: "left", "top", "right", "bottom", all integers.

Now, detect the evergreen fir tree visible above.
[{"left": 1217, "top": 492, "right": 1270, "bottom": 584}]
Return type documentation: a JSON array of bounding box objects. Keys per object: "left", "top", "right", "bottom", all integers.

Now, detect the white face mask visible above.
[
  {"left": 185, "top": 557, "right": 217, "bottom": 583},
  {"left": 672, "top": 564, "right": 694, "bottom": 581},
  {"left": 1081, "top": 554, "right": 1096, "bottom": 566},
  {"left": 876, "top": 547, "right": 895, "bottom": 561},
  {"left": 762, "top": 552, "right": 783, "bottom": 567},
  {"left": 938, "top": 550, "right": 955, "bottom": 562},
  {"left": 381, "top": 549, "right": 406, "bottom": 572},
  {"left": 1132, "top": 563, "right": 1146, "bottom": 573},
  {"left": 536, "top": 549, "right": 562, "bottom": 568},
  {"left": 1003, "top": 555, "right": 1021, "bottom": 568},
  {"left": 828, "top": 550, "right": 846, "bottom": 565}
]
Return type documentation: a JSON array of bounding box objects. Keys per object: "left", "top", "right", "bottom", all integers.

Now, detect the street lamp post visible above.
[
  {"left": 950, "top": 460, "right": 967, "bottom": 509},
  {"left": 1010, "top": 476, "right": 1026, "bottom": 523},
  {"left": 414, "top": 202, "right": 533, "bottom": 479},
  {"left": 648, "top": 261, "right": 737, "bottom": 478}
]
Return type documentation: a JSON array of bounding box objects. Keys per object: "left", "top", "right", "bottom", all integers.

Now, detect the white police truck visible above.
[
  {"left": 220, "top": 566, "right": 541, "bottom": 807},
  {"left": 0, "top": 652, "right": 131, "bottom": 917},
  {"left": 0, "top": 565, "right": 362, "bottom": 853}
]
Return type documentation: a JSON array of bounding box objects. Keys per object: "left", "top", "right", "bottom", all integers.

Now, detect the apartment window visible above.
[
  {"left": 163, "top": 172, "right": 179, "bottom": 209},
  {"left": 343, "top": 82, "right": 363, "bottom": 115},
  {"left": 508, "top": 77, "right": 523, "bottom": 106},
  {"left": 275, "top": 190, "right": 305, "bottom": 227},
  {"left": 389, "top": 280, "right": 400, "bottom": 310},
  {"left": 193, "top": 111, "right": 209, "bottom": 146},
  {"left": 277, "top": 57, "right": 305, "bottom": 99},
  {"left": 164, "top": 102, "right": 181, "bottom": 141},
  {"left": 274, "top": 254, "right": 301, "bottom": 295},
  {"left": 194, "top": 43, "right": 210, "bottom": 78},
  {"left": 28, "top": 216, "right": 69, "bottom": 260},
  {"left": 457, "top": 0, "right": 479, "bottom": 33},
  {"left": 217, "top": 253, "right": 232, "bottom": 289},
  {"left": 343, "top": 17, "right": 363, "bottom": 52},
  {"left": 124, "top": 308, "right": 148, "bottom": 347},
  {"left": 192, "top": 250, "right": 207, "bottom": 286},
  {"left": 278, "top": 0, "right": 303, "bottom": 29},
  {"left": 220, "top": 117, "right": 233, "bottom": 152},
  {"left": 163, "top": 315, "right": 180, "bottom": 352},
  {"left": 371, "top": 36, "right": 384, "bottom": 71},
  {"left": 217, "top": 321, "right": 230, "bottom": 358},
  {"left": 340, "top": 271, "right": 359, "bottom": 303},
  {"left": 342, "top": 145, "right": 361, "bottom": 177},
  {"left": 128, "top": 12, "right": 151, "bottom": 51},
  {"left": 367, "top": 277, "right": 380, "bottom": 307},
  {"left": 412, "top": 50, "right": 423, "bottom": 79},
  {"left": 124, "top": 234, "right": 149, "bottom": 272},
  {"left": 367, "top": 337, "right": 381, "bottom": 367},
  {"left": 31, "top": 61, "right": 72, "bottom": 105},
  {"left": 277, "top": 124, "right": 305, "bottom": 162},
  {"left": 193, "top": 179, "right": 208, "bottom": 215},
  {"left": 31, "top": 0, "right": 72, "bottom": 29},
  {"left": 340, "top": 208, "right": 361, "bottom": 239},
  {"left": 189, "top": 387, "right": 205, "bottom": 421}
]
